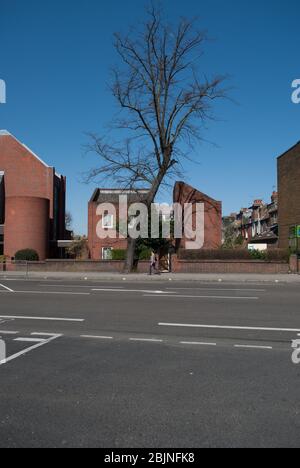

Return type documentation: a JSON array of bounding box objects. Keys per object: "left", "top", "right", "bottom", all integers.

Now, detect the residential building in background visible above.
[
  {"left": 223, "top": 192, "right": 278, "bottom": 249},
  {"left": 0, "top": 130, "right": 67, "bottom": 260},
  {"left": 277, "top": 141, "right": 300, "bottom": 250}
]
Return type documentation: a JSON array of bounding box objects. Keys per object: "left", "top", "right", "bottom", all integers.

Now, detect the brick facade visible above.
[
  {"left": 88, "top": 189, "right": 149, "bottom": 260},
  {"left": 0, "top": 130, "right": 67, "bottom": 260},
  {"left": 277, "top": 141, "right": 300, "bottom": 249},
  {"left": 88, "top": 184, "right": 222, "bottom": 261},
  {"left": 173, "top": 181, "right": 222, "bottom": 250}
]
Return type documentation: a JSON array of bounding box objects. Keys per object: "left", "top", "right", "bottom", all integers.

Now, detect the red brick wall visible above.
[
  {"left": 171, "top": 257, "right": 289, "bottom": 274},
  {"left": 4, "top": 259, "right": 149, "bottom": 273},
  {"left": 278, "top": 142, "right": 300, "bottom": 249}
]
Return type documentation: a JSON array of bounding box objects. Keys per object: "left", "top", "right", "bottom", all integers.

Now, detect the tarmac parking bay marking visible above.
[{"left": 0, "top": 333, "right": 62, "bottom": 366}]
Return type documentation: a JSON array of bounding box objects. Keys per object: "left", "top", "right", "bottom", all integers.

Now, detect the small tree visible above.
[
  {"left": 66, "top": 237, "right": 89, "bottom": 259},
  {"left": 87, "top": 5, "right": 227, "bottom": 272}
]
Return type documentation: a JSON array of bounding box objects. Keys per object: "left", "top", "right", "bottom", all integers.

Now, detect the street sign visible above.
[{"left": 297, "top": 226, "right": 300, "bottom": 238}]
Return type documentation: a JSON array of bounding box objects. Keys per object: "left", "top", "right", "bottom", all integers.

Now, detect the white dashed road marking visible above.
[
  {"left": 129, "top": 338, "right": 163, "bottom": 343},
  {"left": 0, "top": 331, "right": 19, "bottom": 335},
  {"left": 180, "top": 341, "right": 217, "bottom": 346},
  {"left": 234, "top": 345, "right": 273, "bottom": 350},
  {"left": 80, "top": 335, "right": 113, "bottom": 340}
]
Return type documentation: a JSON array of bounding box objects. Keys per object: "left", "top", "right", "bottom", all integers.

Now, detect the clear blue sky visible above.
[{"left": 1, "top": 0, "right": 299, "bottom": 234}]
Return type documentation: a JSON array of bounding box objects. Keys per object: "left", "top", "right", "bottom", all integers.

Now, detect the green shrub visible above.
[
  {"left": 249, "top": 250, "right": 267, "bottom": 260},
  {"left": 111, "top": 249, "right": 126, "bottom": 261},
  {"left": 15, "top": 249, "right": 39, "bottom": 262},
  {"left": 138, "top": 247, "right": 152, "bottom": 261}
]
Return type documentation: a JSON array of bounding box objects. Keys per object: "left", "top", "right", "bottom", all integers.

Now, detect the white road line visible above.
[
  {"left": 80, "top": 335, "right": 113, "bottom": 340},
  {"left": 41, "top": 284, "right": 125, "bottom": 289},
  {"left": 180, "top": 341, "right": 217, "bottom": 346},
  {"left": 0, "top": 334, "right": 62, "bottom": 366},
  {"left": 234, "top": 344, "right": 273, "bottom": 350},
  {"left": 129, "top": 338, "right": 163, "bottom": 343},
  {"left": 158, "top": 323, "right": 300, "bottom": 333},
  {"left": 14, "top": 290, "right": 90, "bottom": 296},
  {"left": 0, "top": 283, "right": 14, "bottom": 293},
  {"left": 167, "top": 288, "right": 266, "bottom": 292},
  {"left": 145, "top": 295, "right": 259, "bottom": 300},
  {"left": 0, "top": 330, "right": 19, "bottom": 335},
  {"left": 0, "top": 315, "right": 84, "bottom": 322},
  {"left": 14, "top": 337, "right": 45, "bottom": 343},
  {"left": 92, "top": 288, "right": 173, "bottom": 294},
  {"left": 31, "top": 332, "right": 60, "bottom": 337}
]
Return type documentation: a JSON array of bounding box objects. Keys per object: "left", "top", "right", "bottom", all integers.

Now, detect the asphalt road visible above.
[{"left": 0, "top": 278, "right": 299, "bottom": 448}]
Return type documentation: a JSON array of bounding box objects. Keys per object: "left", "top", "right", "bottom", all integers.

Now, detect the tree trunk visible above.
[
  {"left": 124, "top": 169, "right": 166, "bottom": 273},
  {"left": 124, "top": 237, "right": 137, "bottom": 273}
]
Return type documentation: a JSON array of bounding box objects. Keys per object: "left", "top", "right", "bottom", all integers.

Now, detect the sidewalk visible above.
[{"left": 0, "top": 271, "right": 300, "bottom": 283}]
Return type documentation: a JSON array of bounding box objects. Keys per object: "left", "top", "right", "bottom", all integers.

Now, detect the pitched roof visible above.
[
  {"left": 0, "top": 130, "right": 63, "bottom": 178},
  {"left": 277, "top": 141, "right": 300, "bottom": 160},
  {"left": 90, "top": 188, "right": 150, "bottom": 204},
  {"left": 0, "top": 130, "right": 50, "bottom": 168}
]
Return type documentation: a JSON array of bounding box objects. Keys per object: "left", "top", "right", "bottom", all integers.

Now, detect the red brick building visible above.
[
  {"left": 278, "top": 141, "right": 300, "bottom": 250},
  {"left": 0, "top": 130, "right": 67, "bottom": 260},
  {"left": 88, "top": 183, "right": 222, "bottom": 260},
  {"left": 88, "top": 188, "right": 149, "bottom": 260},
  {"left": 173, "top": 181, "right": 222, "bottom": 250}
]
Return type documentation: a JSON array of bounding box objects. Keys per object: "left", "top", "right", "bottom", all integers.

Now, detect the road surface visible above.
[{"left": 0, "top": 278, "right": 299, "bottom": 447}]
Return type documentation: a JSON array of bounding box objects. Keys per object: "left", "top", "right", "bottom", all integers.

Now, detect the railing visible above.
[{"left": 0, "top": 260, "right": 32, "bottom": 278}]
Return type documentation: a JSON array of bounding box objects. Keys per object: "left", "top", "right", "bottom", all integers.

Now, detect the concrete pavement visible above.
[{"left": 1, "top": 271, "right": 300, "bottom": 283}]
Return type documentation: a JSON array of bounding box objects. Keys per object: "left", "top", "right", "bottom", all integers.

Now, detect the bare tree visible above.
[{"left": 87, "top": 5, "right": 227, "bottom": 272}]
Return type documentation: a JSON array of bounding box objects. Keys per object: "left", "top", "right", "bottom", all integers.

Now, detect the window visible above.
[
  {"left": 102, "top": 213, "right": 114, "bottom": 229},
  {"left": 102, "top": 247, "right": 113, "bottom": 260}
]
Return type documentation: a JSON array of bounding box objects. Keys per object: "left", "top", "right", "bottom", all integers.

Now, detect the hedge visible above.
[
  {"left": 15, "top": 249, "right": 39, "bottom": 262},
  {"left": 111, "top": 249, "right": 127, "bottom": 261},
  {"left": 111, "top": 248, "right": 152, "bottom": 261},
  {"left": 178, "top": 249, "right": 289, "bottom": 262}
]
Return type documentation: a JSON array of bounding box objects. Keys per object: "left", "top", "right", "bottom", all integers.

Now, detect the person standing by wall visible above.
[{"left": 149, "top": 250, "right": 156, "bottom": 275}]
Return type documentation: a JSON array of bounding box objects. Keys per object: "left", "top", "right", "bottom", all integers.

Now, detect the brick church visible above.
[{"left": 0, "top": 130, "right": 67, "bottom": 260}]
